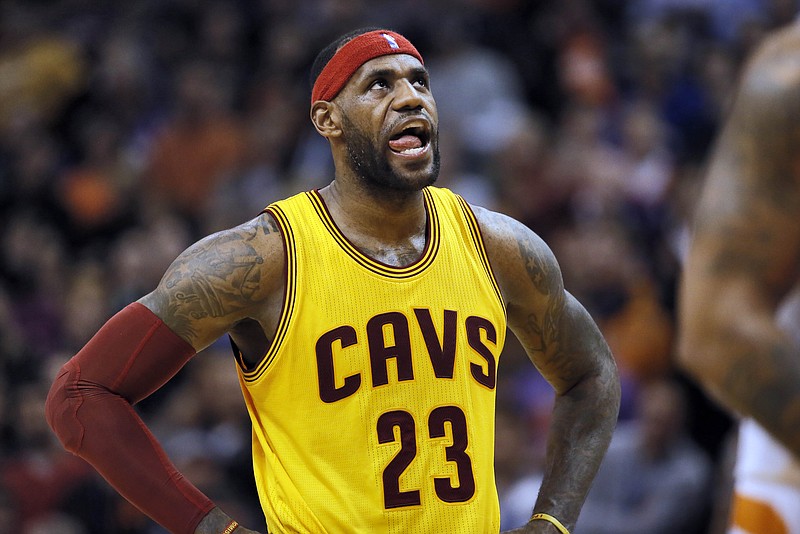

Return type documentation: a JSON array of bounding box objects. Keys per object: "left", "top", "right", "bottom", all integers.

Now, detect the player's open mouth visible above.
[{"left": 388, "top": 123, "right": 431, "bottom": 157}]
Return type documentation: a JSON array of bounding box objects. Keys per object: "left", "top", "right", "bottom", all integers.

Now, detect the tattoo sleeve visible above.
[
  {"left": 141, "top": 215, "right": 279, "bottom": 350},
  {"left": 508, "top": 222, "right": 621, "bottom": 530}
]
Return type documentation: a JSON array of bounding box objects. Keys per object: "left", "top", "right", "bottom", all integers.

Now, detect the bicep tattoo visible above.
[
  {"left": 155, "top": 220, "right": 272, "bottom": 342},
  {"left": 515, "top": 233, "right": 566, "bottom": 359}
]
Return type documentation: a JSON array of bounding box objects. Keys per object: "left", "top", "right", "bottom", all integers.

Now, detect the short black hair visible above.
[{"left": 309, "top": 26, "right": 386, "bottom": 95}]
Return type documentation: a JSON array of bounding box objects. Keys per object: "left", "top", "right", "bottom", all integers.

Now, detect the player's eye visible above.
[{"left": 370, "top": 79, "right": 389, "bottom": 90}]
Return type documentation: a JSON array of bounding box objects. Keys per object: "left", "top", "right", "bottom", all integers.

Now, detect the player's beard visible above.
[{"left": 341, "top": 115, "right": 440, "bottom": 193}]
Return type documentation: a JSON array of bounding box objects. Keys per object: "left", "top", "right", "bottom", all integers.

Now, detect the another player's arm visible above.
[
  {"left": 45, "top": 213, "right": 282, "bottom": 534},
  {"left": 677, "top": 28, "right": 800, "bottom": 458},
  {"left": 477, "top": 208, "right": 621, "bottom": 534}
]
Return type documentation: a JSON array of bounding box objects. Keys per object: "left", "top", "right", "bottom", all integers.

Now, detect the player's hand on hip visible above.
[{"left": 194, "top": 507, "right": 265, "bottom": 534}]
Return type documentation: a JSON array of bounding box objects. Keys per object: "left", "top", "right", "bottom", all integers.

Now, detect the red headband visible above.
[{"left": 311, "top": 30, "right": 424, "bottom": 104}]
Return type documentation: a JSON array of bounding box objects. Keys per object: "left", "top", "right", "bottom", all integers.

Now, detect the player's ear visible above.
[{"left": 310, "top": 101, "right": 342, "bottom": 139}]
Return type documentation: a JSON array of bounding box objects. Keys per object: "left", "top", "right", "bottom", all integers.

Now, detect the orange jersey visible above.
[{"left": 237, "top": 186, "right": 506, "bottom": 533}]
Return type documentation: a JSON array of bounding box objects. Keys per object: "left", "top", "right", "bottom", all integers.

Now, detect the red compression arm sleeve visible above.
[{"left": 45, "top": 302, "right": 215, "bottom": 534}]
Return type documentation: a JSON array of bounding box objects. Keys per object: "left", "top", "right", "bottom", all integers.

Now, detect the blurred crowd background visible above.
[{"left": 0, "top": 0, "right": 796, "bottom": 532}]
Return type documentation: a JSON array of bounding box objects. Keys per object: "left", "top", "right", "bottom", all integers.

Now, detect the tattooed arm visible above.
[
  {"left": 677, "top": 26, "right": 800, "bottom": 458},
  {"left": 477, "top": 208, "right": 620, "bottom": 533},
  {"left": 140, "top": 212, "right": 285, "bottom": 355},
  {"left": 45, "top": 213, "right": 282, "bottom": 534}
]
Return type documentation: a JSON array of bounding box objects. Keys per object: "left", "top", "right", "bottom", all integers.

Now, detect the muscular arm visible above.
[
  {"left": 139, "top": 213, "right": 284, "bottom": 352},
  {"left": 678, "top": 27, "right": 800, "bottom": 458},
  {"left": 477, "top": 208, "right": 621, "bottom": 532},
  {"left": 45, "top": 214, "right": 282, "bottom": 533}
]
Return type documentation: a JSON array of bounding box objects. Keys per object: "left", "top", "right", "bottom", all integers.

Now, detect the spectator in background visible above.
[
  {"left": 496, "top": 368, "right": 554, "bottom": 531},
  {"left": 575, "top": 378, "right": 713, "bottom": 534},
  {"left": 58, "top": 116, "right": 136, "bottom": 251},
  {"left": 0, "top": 487, "right": 17, "bottom": 534},
  {"left": 552, "top": 220, "right": 674, "bottom": 387},
  {"left": 144, "top": 60, "right": 246, "bottom": 230},
  {"left": 1, "top": 383, "right": 94, "bottom": 531},
  {"left": 426, "top": 13, "right": 530, "bottom": 169},
  {"left": 0, "top": 6, "right": 85, "bottom": 134},
  {"left": 491, "top": 111, "right": 571, "bottom": 242},
  {"left": 1, "top": 211, "right": 67, "bottom": 366}
]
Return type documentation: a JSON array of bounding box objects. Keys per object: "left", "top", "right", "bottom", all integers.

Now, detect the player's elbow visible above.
[{"left": 45, "top": 361, "right": 85, "bottom": 454}]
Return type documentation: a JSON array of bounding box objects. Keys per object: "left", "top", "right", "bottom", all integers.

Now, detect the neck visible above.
[{"left": 318, "top": 179, "right": 429, "bottom": 267}]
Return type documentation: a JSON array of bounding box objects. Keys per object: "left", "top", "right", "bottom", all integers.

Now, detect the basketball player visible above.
[
  {"left": 45, "top": 28, "right": 620, "bottom": 534},
  {"left": 678, "top": 23, "right": 800, "bottom": 534}
]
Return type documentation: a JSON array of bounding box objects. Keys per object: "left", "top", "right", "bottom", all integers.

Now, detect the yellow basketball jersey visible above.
[{"left": 238, "top": 186, "right": 507, "bottom": 533}]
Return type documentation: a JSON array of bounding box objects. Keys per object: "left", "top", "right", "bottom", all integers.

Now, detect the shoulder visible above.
[
  {"left": 469, "top": 204, "right": 563, "bottom": 307},
  {"left": 696, "top": 26, "right": 800, "bottom": 219},
  {"left": 140, "top": 212, "right": 286, "bottom": 338},
  {"left": 696, "top": 25, "right": 800, "bottom": 221},
  {"left": 175, "top": 212, "right": 285, "bottom": 292},
  {"left": 732, "top": 25, "right": 800, "bottom": 119},
  {"left": 746, "top": 24, "right": 800, "bottom": 79}
]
